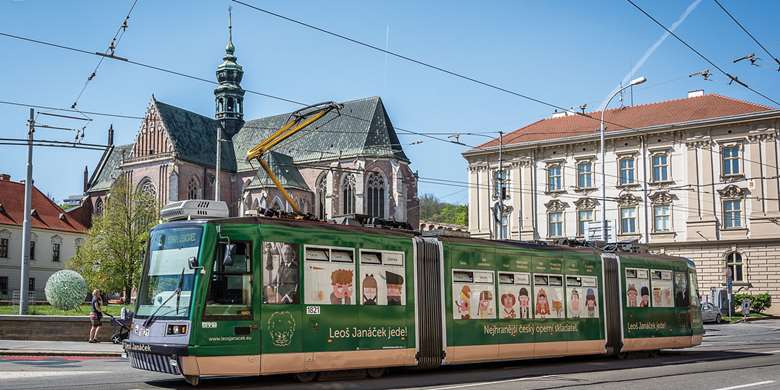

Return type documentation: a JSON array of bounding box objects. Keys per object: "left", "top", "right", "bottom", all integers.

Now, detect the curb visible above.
[{"left": 0, "top": 350, "right": 122, "bottom": 357}]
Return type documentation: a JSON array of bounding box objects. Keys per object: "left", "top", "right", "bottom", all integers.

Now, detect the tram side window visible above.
[
  {"left": 453, "top": 269, "right": 495, "bottom": 320},
  {"left": 689, "top": 271, "right": 700, "bottom": 307},
  {"left": 674, "top": 272, "right": 690, "bottom": 308},
  {"left": 534, "top": 274, "right": 564, "bottom": 319},
  {"left": 497, "top": 272, "right": 532, "bottom": 319},
  {"left": 204, "top": 242, "right": 252, "bottom": 319},
  {"left": 651, "top": 269, "right": 675, "bottom": 308},
  {"left": 566, "top": 276, "right": 599, "bottom": 319},
  {"left": 359, "top": 250, "right": 406, "bottom": 306},
  {"left": 262, "top": 242, "right": 300, "bottom": 304},
  {"left": 303, "top": 246, "right": 356, "bottom": 305},
  {"left": 625, "top": 268, "right": 650, "bottom": 308}
]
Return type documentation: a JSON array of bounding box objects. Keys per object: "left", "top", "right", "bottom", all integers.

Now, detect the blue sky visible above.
[{"left": 1, "top": 0, "right": 778, "bottom": 205}]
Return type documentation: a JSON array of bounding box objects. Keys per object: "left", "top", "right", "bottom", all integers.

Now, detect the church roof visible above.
[
  {"left": 232, "top": 96, "right": 409, "bottom": 172},
  {"left": 245, "top": 151, "right": 310, "bottom": 191},
  {"left": 87, "top": 144, "right": 133, "bottom": 193},
  {"left": 154, "top": 100, "right": 237, "bottom": 171}
]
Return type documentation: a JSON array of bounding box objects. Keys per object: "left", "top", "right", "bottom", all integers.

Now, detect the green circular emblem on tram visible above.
[{"left": 268, "top": 311, "right": 296, "bottom": 347}]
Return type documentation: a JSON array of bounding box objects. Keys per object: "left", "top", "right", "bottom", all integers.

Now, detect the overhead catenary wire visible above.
[
  {"left": 0, "top": 99, "right": 144, "bottom": 120},
  {"left": 70, "top": 0, "right": 141, "bottom": 110},
  {"left": 624, "top": 0, "right": 780, "bottom": 106},
  {"left": 229, "top": 0, "right": 679, "bottom": 135},
  {"left": 711, "top": 0, "right": 780, "bottom": 71}
]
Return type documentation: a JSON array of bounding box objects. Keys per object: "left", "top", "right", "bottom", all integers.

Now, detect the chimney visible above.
[
  {"left": 688, "top": 90, "right": 704, "bottom": 98},
  {"left": 0, "top": 174, "right": 9, "bottom": 181},
  {"left": 83, "top": 166, "right": 89, "bottom": 193},
  {"left": 108, "top": 124, "right": 114, "bottom": 146}
]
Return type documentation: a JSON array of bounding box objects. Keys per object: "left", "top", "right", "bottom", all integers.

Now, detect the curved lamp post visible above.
[{"left": 600, "top": 77, "right": 646, "bottom": 242}]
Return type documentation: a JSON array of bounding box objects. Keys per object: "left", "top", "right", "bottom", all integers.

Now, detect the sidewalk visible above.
[{"left": 0, "top": 339, "right": 123, "bottom": 357}]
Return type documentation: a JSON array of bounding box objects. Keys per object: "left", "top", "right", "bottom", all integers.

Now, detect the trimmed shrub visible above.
[{"left": 733, "top": 292, "right": 772, "bottom": 313}]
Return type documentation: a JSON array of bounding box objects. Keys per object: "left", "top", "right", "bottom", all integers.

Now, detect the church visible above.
[{"left": 71, "top": 20, "right": 419, "bottom": 228}]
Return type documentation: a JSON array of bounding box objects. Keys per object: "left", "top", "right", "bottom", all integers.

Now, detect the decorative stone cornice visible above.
[
  {"left": 544, "top": 199, "right": 569, "bottom": 212},
  {"left": 573, "top": 197, "right": 598, "bottom": 210},
  {"left": 648, "top": 190, "right": 676, "bottom": 205},
  {"left": 617, "top": 192, "right": 642, "bottom": 207},
  {"left": 747, "top": 130, "right": 778, "bottom": 143},
  {"left": 717, "top": 184, "right": 747, "bottom": 199},
  {"left": 685, "top": 137, "right": 711, "bottom": 150}
]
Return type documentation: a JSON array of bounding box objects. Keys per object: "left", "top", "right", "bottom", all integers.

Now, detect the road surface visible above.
[{"left": 1, "top": 319, "right": 779, "bottom": 390}]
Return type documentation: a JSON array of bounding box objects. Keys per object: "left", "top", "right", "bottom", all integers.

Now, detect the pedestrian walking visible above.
[{"left": 89, "top": 289, "right": 103, "bottom": 343}]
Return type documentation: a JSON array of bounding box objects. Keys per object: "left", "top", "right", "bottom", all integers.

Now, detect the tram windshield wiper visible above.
[{"left": 143, "top": 268, "right": 185, "bottom": 328}]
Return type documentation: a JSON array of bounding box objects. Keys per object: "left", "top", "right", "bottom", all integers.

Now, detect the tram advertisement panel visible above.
[
  {"left": 620, "top": 255, "right": 691, "bottom": 339},
  {"left": 444, "top": 243, "right": 604, "bottom": 347}
]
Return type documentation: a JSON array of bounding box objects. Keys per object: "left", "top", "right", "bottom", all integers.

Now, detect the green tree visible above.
[
  {"left": 68, "top": 177, "right": 158, "bottom": 301},
  {"left": 419, "top": 193, "right": 468, "bottom": 226}
]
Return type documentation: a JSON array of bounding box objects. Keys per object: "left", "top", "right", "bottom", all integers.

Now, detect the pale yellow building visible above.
[{"left": 463, "top": 92, "right": 780, "bottom": 312}]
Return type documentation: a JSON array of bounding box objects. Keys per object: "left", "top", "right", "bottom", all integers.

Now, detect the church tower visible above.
[{"left": 214, "top": 7, "right": 245, "bottom": 137}]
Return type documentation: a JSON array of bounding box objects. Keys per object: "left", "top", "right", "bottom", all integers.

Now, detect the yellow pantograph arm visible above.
[
  {"left": 258, "top": 158, "right": 300, "bottom": 213},
  {"left": 245, "top": 102, "right": 341, "bottom": 214},
  {"left": 246, "top": 108, "right": 331, "bottom": 161}
]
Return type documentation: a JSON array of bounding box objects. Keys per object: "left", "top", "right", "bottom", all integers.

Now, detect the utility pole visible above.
[
  {"left": 19, "top": 109, "right": 34, "bottom": 315},
  {"left": 215, "top": 123, "right": 221, "bottom": 202}
]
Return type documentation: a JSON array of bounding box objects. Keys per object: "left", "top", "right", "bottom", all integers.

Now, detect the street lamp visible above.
[{"left": 600, "top": 76, "right": 646, "bottom": 243}]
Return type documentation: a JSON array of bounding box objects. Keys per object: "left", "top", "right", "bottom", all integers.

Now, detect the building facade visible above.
[
  {"left": 463, "top": 92, "right": 780, "bottom": 312},
  {"left": 0, "top": 175, "right": 87, "bottom": 301},
  {"left": 71, "top": 20, "right": 419, "bottom": 229}
]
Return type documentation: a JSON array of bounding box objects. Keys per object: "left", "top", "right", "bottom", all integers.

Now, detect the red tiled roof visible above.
[
  {"left": 0, "top": 178, "right": 88, "bottom": 233},
  {"left": 478, "top": 94, "right": 775, "bottom": 149}
]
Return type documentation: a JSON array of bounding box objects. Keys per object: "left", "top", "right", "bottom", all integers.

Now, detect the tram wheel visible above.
[
  {"left": 366, "top": 367, "right": 386, "bottom": 379},
  {"left": 616, "top": 352, "right": 630, "bottom": 360},
  {"left": 183, "top": 375, "right": 200, "bottom": 386},
  {"left": 648, "top": 349, "right": 660, "bottom": 358},
  {"left": 294, "top": 371, "right": 319, "bottom": 383}
]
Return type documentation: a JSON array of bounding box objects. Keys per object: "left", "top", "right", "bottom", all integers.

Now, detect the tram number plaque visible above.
[{"left": 306, "top": 306, "right": 320, "bottom": 315}]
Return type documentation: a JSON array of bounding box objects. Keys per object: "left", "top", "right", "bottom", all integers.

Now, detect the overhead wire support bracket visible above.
[
  {"left": 38, "top": 112, "right": 92, "bottom": 121},
  {"left": 95, "top": 52, "right": 129, "bottom": 62}
]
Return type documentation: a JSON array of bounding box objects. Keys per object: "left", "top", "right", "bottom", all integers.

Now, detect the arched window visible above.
[
  {"left": 227, "top": 97, "right": 234, "bottom": 112},
  {"left": 366, "top": 172, "right": 385, "bottom": 218},
  {"left": 272, "top": 196, "right": 283, "bottom": 211},
  {"left": 94, "top": 198, "right": 104, "bottom": 216},
  {"left": 187, "top": 177, "right": 200, "bottom": 200},
  {"left": 317, "top": 175, "right": 328, "bottom": 220},
  {"left": 137, "top": 177, "right": 156, "bottom": 198},
  {"left": 342, "top": 174, "right": 356, "bottom": 215},
  {"left": 251, "top": 197, "right": 259, "bottom": 210},
  {"left": 726, "top": 252, "right": 745, "bottom": 282}
]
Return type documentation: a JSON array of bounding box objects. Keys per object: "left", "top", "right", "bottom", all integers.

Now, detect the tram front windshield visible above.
[{"left": 136, "top": 226, "right": 203, "bottom": 319}]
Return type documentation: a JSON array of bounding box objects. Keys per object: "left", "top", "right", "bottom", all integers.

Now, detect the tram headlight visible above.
[{"left": 166, "top": 324, "right": 188, "bottom": 335}]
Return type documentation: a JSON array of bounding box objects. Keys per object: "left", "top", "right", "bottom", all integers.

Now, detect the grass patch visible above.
[
  {"left": 0, "top": 304, "right": 129, "bottom": 316},
  {"left": 722, "top": 312, "right": 773, "bottom": 323}
]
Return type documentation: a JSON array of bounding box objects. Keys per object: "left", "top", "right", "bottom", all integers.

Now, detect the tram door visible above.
[
  {"left": 197, "top": 224, "right": 261, "bottom": 375},
  {"left": 601, "top": 254, "right": 624, "bottom": 355}
]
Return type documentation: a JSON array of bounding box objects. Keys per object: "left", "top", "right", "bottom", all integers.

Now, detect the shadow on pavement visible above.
[{"left": 142, "top": 349, "right": 770, "bottom": 389}]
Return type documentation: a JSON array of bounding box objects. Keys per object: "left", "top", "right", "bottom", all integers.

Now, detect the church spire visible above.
[
  {"left": 215, "top": 6, "right": 245, "bottom": 138},
  {"left": 226, "top": 6, "right": 235, "bottom": 57}
]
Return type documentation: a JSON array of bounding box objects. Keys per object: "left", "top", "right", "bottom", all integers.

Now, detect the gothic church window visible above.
[
  {"left": 342, "top": 174, "right": 356, "bottom": 215},
  {"left": 366, "top": 172, "right": 385, "bottom": 218},
  {"left": 317, "top": 175, "right": 328, "bottom": 220},
  {"left": 187, "top": 177, "right": 200, "bottom": 200}
]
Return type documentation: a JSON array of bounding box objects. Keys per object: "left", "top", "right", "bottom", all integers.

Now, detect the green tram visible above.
[{"left": 125, "top": 200, "right": 703, "bottom": 385}]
